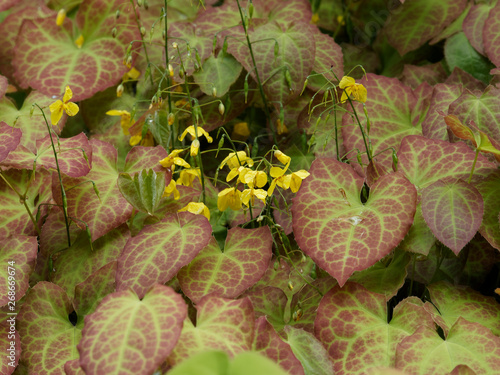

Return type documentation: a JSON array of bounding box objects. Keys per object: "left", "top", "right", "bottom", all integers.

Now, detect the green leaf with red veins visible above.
[
  {"left": 0, "top": 235, "right": 37, "bottom": 306},
  {"left": 73, "top": 261, "right": 116, "bottom": 317},
  {"left": 196, "top": 2, "right": 242, "bottom": 35},
  {"left": 399, "top": 203, "right": 436, "bottom": 256},
  {"left": 193, "top": 52, "right": 243, "bottom": 97},
  {"left": 396, "top": 135, "right": 496, "bottom": 191},
  {"left": 307, "top": 32, "right": 344, "bottom": 93},
  {"left": 474, "top": 170, "right": 500, "bottom": 250},
  {"left": 384, "top": 0, "right": 468, "bottom": 55},
  {"left": 242, "top": 286, "right": 288, "bottom": 331},
  {"left": 423, "top": 281, "right": 500, "bottom": 336},
  {"left": 64, "top": 359, "right": 85, "bottom": 375},
  {"left": 421, "top": 83, "right": 463, "bottom": 140},
  {"left": 421, "top": 179, "right": 483, "bottom": 255},
  {"left": 401, "top": 63, "right": 447, "bottom": 89},
  {"left": 315, "top": 283, "right": 434, "bottom": 374},
  {"left": 168, "top": 295, "right": 255, "bottom": 366},
  {"left": 178, "top": 226, "right": 273, "bottom": 303},
  {"left": 17, "top": 282, "right": 82, "bottom": 375},
  {"left": 51, "top": 225, "right": 129, "bottom": 299},
  {"left": 0, "top": 0, "right": 53, "bottom": 81},
  {"left": 0, "top": 0, "right": 21, "bottom": 12},
  {"left": 449, "top": 86, "right": 500, "bottom": 142},
  {"left": 167, "top": 22, "right": 213, "bottom": 81},
  {"left": 284, "top": 326, "right": 335, "bottom": 375},
  {"left": 259, "top": 0, "right": 313, "bottom": 25},
  {"left": 227, "top": 21, "right": 315, "bottom": 107},
  {"left": 289, "top": 277, "right": 336, "bottom": 333},
  {"left": 0, "top": 91, "right": 60, "bottom": 153},
  {"left": 395, "top": 318, "right": 500, "bottom": 375},
  {"left": 463, "top": 2, "right": 498, "bottom": 55},
  {"left": 54, "top": 139, "right": 133, "bottom": 241},
  {"left": 0, "top": 168, "right": 51, "bottom": 240},
  {"left": 342, "top": 74, "right": 422, "bottom": 171},
  {"left": 484, "top": 3, "right": 500, "bottom": 68},
  {"left": 253, "top": 317, "right": 305, "bottom": 375},
  {"left": 3, "top": 133, "right": 92, "bottom": 178},
  {"left": 0, "top": 319, "right": 20, "bottom": 374},
  {"left": 0, "top": 121, "right": 21, "bottom": 163},
  {"left": 13, "top": 0, "right": 140, "bottom": 101},
  {"left": 349, "top": 248, "right": 410, "bottom": 300},
  {"left": 123, "top": 145, "right": 169, "bottom": 176},
  {"left": 78, "top": 284, "right": 187, "bottom": 375},
  {"left": 292, "top": 158, "right": 416, "bottom": 286},
  {"left": 116, "top": 212, "right": 211, "bottom": 298},
  {"left": 0, "top": 75, "right": 7, "bottom": 98},
  {"left": 445, "top": 67, "right": 487, "bottom": 91}
]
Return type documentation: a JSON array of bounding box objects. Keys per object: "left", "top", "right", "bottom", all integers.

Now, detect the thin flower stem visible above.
[
  {"left": 163, "top": 0, "right": 175, "bottom": 152},
  {"left": 130, "top": 0, "right": 154, "bottom": 85},
  {"left": 468, "top": 149, "right": 479, "bottom": 184},
  {"left": 35, "top": 104, "right": 71, "bottom": 247},
  {"left": 334, "top": 106, "right": 340, "bottom": 160},
  {"left": 347, "top": 96, "right": 372, "bottom": 163},
  {"left": 235, "top": 0, "right": 277, "bottom": 144}
]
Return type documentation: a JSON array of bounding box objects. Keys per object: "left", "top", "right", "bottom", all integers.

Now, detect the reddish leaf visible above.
[
  {"left": 0, "top": 121, "right": 21, "bottom": 163},
  {"left": 117, "top": 212, "right": 212, "bottom": 298},
  {"left": 474, "top": 170, "right": 500, "bottom": 250},
  {"left": 178, "top": 226, "right": 273, "bottom": 303},
  {"left": 463, "top": 2, "right": 496, "bottom": 55},
  {"left": 168, "top": 295, "right": 255, "bottom": 366},
  {"left": 307, "top": 32, "right": 344, "bottom": 92},
  {"left": 0, "top": 75, "right": 7, "bottom": 99},
  {"left": 79, "top": 284, "right": 187, "bottom": 375},
  {"left": 484, "top": 3, "right": 500, "bottom": 68},
  {"left": 444, "top": 114, "right": 475, "bottom": 142},
  {"left": 421, "top": 178, "right": 483, "bottom": 255},
  {"left": 0, "top": 319, "right": 20, "bottom": 375},
  {"left": 0, "top": 0, "right": 20, "bottom": 11},
  {"left": 400, "top": 63, "right": 447, "bottom": 89},
  {"left": 399, "top": 203, "right": 436, "bottom": 256},
  {"left": 0, "top": 235, "right": 37, "bottom": 307},
  {"left": 242, "top": 286, "right": 288, "bottom": 331},
  {"left": 445, "top": 67, "right": 487, "bottom": 91},
  {"left": 253, "top": 317, "right": 304, "bottom": 375},
  {"left": 292, "top": 158, "right": 416, "bottom": 286},
  {"left": 17, "top": 282, "right": 81, "bottom": 375},
  {"left": 64, "top": 359, "right": 85, "bottom": 375}
]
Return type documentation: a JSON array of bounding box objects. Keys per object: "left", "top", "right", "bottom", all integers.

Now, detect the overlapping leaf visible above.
[
  {"left": 117, "top": 169, "right": 165, "bottom": 216},
  {"left": 307, "top": 32, "right": 343, "bottom": 92},
  {"left": 399, "top": 203, "right": 436, "bottom": 256},
  {"left": 474, "top": 170, "right": 500, "bottom": 250},
  {"left": 0, "top": 168, "right": 51, "bottom": 240},
  {"left": 0, "top": 122, "right": 21, "bottom": 163},
  {"left": 401, "top": 64, "right": 447, "bottom": 89},
  {"left": 242, "top": 286, "right": 288, "bottom": 331},
  {"left": 193, "top": 52, "right": 243, "bottom": 97},
  {"left": 421, "top": 179, "right": 483, "bottom": 255},
  {"left": 384, "top": 0, "right": 468, "bottom": 55},
  {"left": 168, "top": 295, "right": 255, "bottom": 366},
  {"left": 292, "top": 158, "right": 416, "bottom": 286},
  {"left": 397, "top": 135, "right": 496, "bottom": 190},
  {"left": 315, "top": 283, "right": 434, "bottom": 374},
  {"left": 13, "top": 0, "right": 140, "bottom": 100},
  {"left": 17, "top": 282, "right": 82, "bottom": 375},
  {"left": 0, "top": 235, "right": 37, "bottom": 307},
  {"left": 178, "top": 226, "right": 272, "bottom": 303},
  {"left": 0, "top": 319, "right": 20, "bottom": 375},
  {"left": 116, "top": 212, "right": 212, "bottom": 298},
  {"left": 395, "top": 318, "right": 500, "bottom": 374},
  {"left": 78, "top": 284, "right": 187, "bottom": 375},
  {"left": 483, "top": 3, "right": 500, "bottom": 67},
  {"left": 463, "top": 2, "right": 496, "bottom": 55}
]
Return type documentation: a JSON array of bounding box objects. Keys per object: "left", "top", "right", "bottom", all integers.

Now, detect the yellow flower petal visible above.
[
  {"left": 232, "top": 122, "right": 250, "bottom": 140},
  {"left": 49, "top": 100, "right": 64, "bottom": 125},
  {"left": 178, "top": 202, "right": 210, "bottom": 220},
  {"left": 163, "top": 180, "right": 180, "bottom": 200},
  {"left": 339, "top": 76, "right": 355, "bottom": 89},
  {"left": 190, "top": 139, "right": 200, "bottom": 156},
  {"left": 129, "top": 135, "right": 142, "bottom": 146},
  {"left": 64, "top": 102, "right": 79, "bottom": 117},
  {"left": 63, "top": 86, "right": 73, "bottom": 103},
  {"left": 56, "top": 9, "right": 66, "bottom": 26},
  {"left": 274, "top": 150, "right": 291, "bottom": 165},
  {"left": 75, "top": 34, "right": 84, "bottom": 49},
  {"left": 176, "top": 168, "right": 200, "bottom": 187}
]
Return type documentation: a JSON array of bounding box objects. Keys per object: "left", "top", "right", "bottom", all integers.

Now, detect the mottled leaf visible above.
[
  {"left": 193, "top": 52, "right": 243, "bottom": 97},
  {"left": 0, "top": 319, "right": 20, "bottom": 375},
  {"left": 242, "top": 286, "right": 288, "bottom": 331},
  {"left": 463, "top": 2, "right": 497, "bottom": 55},
  {"left": 399, "top": 203, "right": 436, "bottom": 256},
  {"left": 400, "top": 63, "right": 447, "bottom": 89},
  {"left": 484, "top": 2, "right": 500, "bottom": 68},
  {"left": 292, "top": 158, "right": 416, "bottom": 286},
  {"left": 474, "top": 170, "right": 500, "bottom": 249},
  {"left": 0, "top": 121, "right": 21, "bottom": 163},
  {"left": 78, "top": 284, "right": 187, "bottom": 375},
  {"left": 178, "top": 226, "right": 272, "bottom": 303},
  {"left": 117, "top": 212, "right": 212, "bottom": 298},
  {"left": 307, "top": 32, "right": 344, "bottom": 92}
]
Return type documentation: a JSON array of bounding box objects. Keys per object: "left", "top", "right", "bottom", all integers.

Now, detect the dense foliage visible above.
[{"left": 0, "top": 0, "right": 499, "bottom": 374}]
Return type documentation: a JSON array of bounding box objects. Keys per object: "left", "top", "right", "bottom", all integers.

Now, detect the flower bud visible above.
[
  {"left": 248, "top": 2, "right": 254, "bottom": 18},
  {"left": 244, "top": 78, "right": 249, "bottom": 103},
  {"left": 125, "top": 55, "right": 132, "bottom": 68},
  {"left": 56, "top": 9, "right": 66, "bottom": 26},
  {"left": 167, "top": 112, "right": 175, "bottom": 126},
  {"left": 218, "top": 102, "right": 225, "bottom": 116},
  {"left": 179, "top": 68, "right": 184, "bottom": 79},
  {"left": 112, "top": 27, "right": 117, "bottom": 38},
  {"left": 116, "top": 83, "right": 124, "bottom": 97},
  {"left": 168, "top": 64, "right": 174, "bottom": 77},
  {"left": 287, "top": 281, "right": 294, "bottom": 291},
  {"left": 137, "top": 0, "right": 143, "bottom": 6},
  {"left": 144, "top": 0, "right": 149, "bottom": 9},
  {"left": 140, "top": 26, "right": 146, "bottom": 36},
  {"left": 212, "top": 86, "right": 217, "bottom": 97},
  {"left": 115, "top": 10, "right": 120, "bottom": 19},
  {"left": 172, "top": 42, "right": 178, "bottom": 49}
]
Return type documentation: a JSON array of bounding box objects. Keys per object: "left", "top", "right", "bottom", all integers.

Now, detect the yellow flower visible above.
[
  {"left": 130, "top": 132, "right": 154, "bottom": 147},
  {"left": 75, "top": 34, "right": 84, "bottom": 49},
  {"left": 276, "top": 119, "right": 288, "bottom": 135},
  {"left": 270, "top": 150, "right": 291, "bottom": 178},
  {"left": 232, "top": 122, "right": 250, "bottom": 140},
  {"left": 218, "top": 187, "right": 242, "bottom": 211},
  {"left": 178, "top": 202, "right": 210, "bottom": 220},
  {"left": 106, "top": 110, "right": 132, "bottom": 135},
  {"left": 310, "top": 13, "right": 319, "bottom": 25},
  {"left": 122, "top": 67, "right": 140, "bottom": 82},
  {"left": 220, "top": 151, "right": 254, "bottom": 169},
  {"left": 241, "top": 187, "right": 267, "bottom": 207},
  {"left": 49, "top": 86, "right": 79, "bottom": 125},
  {"left": 176, "top": 168, "right": 200, "bottom": 187},
  {"left": 56, "top": 9, "right": 66, "bottom": 26},
  {"left": 163, "top": 180, "right": 180, "bottom": 200},
  {"left": 339, "top": 76, "right": 367, "bottom": 103},
  {"left": 268, "top": 170, "right": 310, "bottom": 196},
  {"left": 159, "top": 149, "right": 190, "bottom": 173},
  {"left": 190, "top": 139, "right": 200, "bottom": 156},
  {"left": 227, "top": 166, "right": 249, "bottom": 183},
  {"left": 179, "top": 125, "right": 213, "bottom": 143},
  {"left": 241, "top": 169, "right": 268, "bottom": 188}
]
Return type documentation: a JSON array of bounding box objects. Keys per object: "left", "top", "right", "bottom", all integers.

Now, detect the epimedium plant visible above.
[{"left": 0, "top": 0, "right": 500, "bottom": 374}]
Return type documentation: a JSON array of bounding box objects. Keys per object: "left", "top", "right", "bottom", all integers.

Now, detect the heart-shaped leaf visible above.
[
  {"left": 178, "top": 226, "right": 273, "bottom": 303},
  {"left": 0, "top": 121, "right": 21, "bottom": 162},
  {"left": 401, "top": 63, "right": 447, "bottom": 89},
  {"left": 315, "top": 283, "right": 435, "bottom": 373},
  {"left": 292, "top": 158, "right": 417, "bottom": 286},
  {"left": 421, "top": 178, "right": 483, "bottom": 255},
  {"left": 13, "top": 0, "right": 140, "bottom": 100},
  {"left": 463, "top": 2, "right": 496, "bottom": 55},
  {"left": 78, "top": 284, "right": 187, "bottom": 375},
  {"left": 193, "top": 52, "right": 243, "bottom": 97},
  {"left": 307, "top": 31, "right": 343, "bottom": 92},
  {"left": 117, "top": 169, "right": 165, "bottom": 216},
  {"left": 483, "top": 3, "right": 500, "bottom": 68},
  {"left": 168, "top": 295, "right": 255, "bottom": 366},
  {"left": 116, "top": 212, "right": 212, "bottom": 298},
  {"left": 17, "top": 282, "right": 82, "bottom": 374}
]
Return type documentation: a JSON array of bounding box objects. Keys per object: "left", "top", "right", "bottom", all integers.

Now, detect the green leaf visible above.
[
  {"left": 445, "top": 32, "right": 493, "bottom": 84},
  {"left": 178, "top": 227, "right": 273, "bottom": 303},
  {"left": 117, "top": 169, "right": 165, "bottom": 216},
  {"left": 292, "top": 158, "right": 417, "bottom": 286},
  {"left": 193, "top": 53, "right": 243, "bottom": 97},
  {"left": 17, "top": 282, "right": 82, "bottom": 374},
  {"left": 230, "top": 351, "right": 290, "bottom": 375},
  {"left": 168, "top": 350, "right": 229, "bottom": 375},
  {"left": 399, "top": 203, "right": 436, "bottom": 256},
  {"left": 243, "top": 286, "right": 288, "bottom": 331},
  {"left": 78, "top": 284, "right": 187, "bottom": 375}
]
